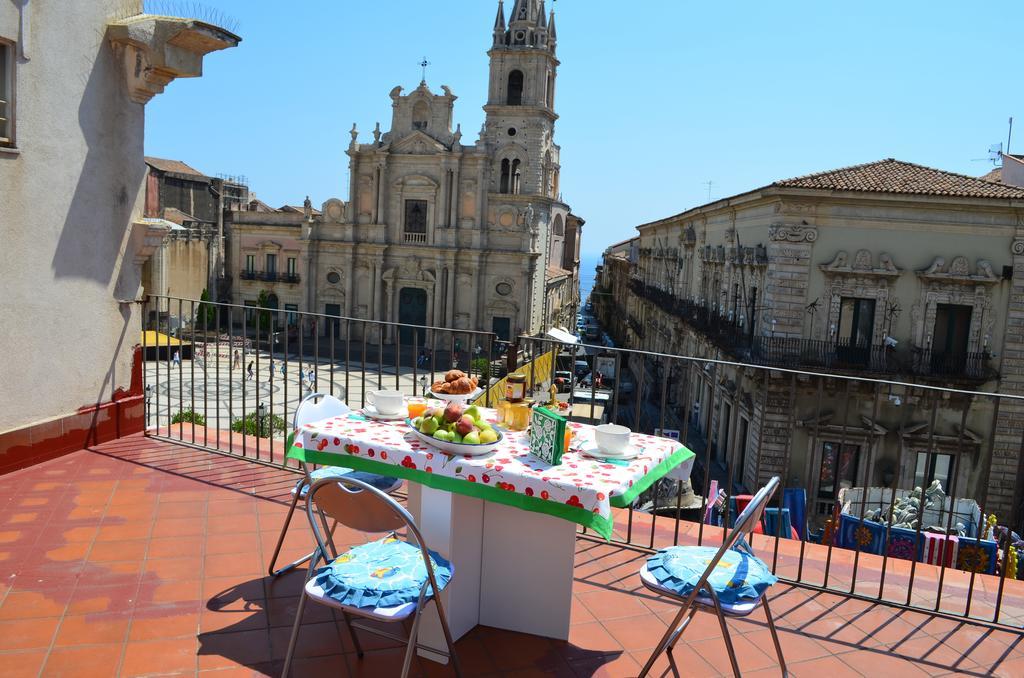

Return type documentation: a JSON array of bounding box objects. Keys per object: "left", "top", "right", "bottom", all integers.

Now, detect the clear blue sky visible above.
[{"left": 145, "top": 0, "right": 1023, "bottom": 257}]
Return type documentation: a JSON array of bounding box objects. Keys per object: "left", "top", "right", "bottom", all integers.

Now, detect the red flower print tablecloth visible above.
[{"left": 289, "top": 408, "right": 695, "bottom": 540}]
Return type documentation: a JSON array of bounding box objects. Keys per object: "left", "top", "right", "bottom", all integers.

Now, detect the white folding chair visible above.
[
  {"left": 268, "top": 392, "right": 403, "bottom": 577},
  {"left": 637, "top": 477, "right": 787, "bottom": 677},
  {"left": 281, "top": 476, "right": 462, "bottom": 678}
]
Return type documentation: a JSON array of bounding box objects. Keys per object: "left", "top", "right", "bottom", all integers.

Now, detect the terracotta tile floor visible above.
[{"left": 1, "top": 433, "right": 1023, "bottom": 677}]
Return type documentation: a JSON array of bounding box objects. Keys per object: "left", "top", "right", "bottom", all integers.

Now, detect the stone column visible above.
[{"left": 988, "top": 234, "right": 1024, "bottom": 525}]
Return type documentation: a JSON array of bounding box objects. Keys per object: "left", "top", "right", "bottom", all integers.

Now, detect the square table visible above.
[{"left": 292, "top": 406, "right": 694, "bottom": 662}]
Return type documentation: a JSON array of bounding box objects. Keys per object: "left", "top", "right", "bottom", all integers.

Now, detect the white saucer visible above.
[
  {"left": 361, "top": 406, "right": 406, "bottom": 421},
  {"left": 579, "top": 443, "right": 640, "bottom": 461}
]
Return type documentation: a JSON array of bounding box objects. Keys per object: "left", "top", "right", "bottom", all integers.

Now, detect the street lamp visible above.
[
  {"left": 145, "top": 385, "right": 153, "bottom": 425},
  {"left": 419, "top": 375, "right": 429, "bottom": 397},
  {"left": 257, "top": 402, "right": 266, "bottom": 437}
]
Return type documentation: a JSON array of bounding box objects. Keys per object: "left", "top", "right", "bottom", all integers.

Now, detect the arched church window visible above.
[
  {"left": 511, "top": 159, "right": 522, "bottom": 195},
  {"left": 553, "top": 215, "right": 564, "bottom": 236},
  {"left": 412, "top": 101, "right": 429, "bottom": 131},
  {"left": 507, "top": 70, "right": 524, "bottom": 106},
  {"left": 500, "top": 159, "right": 511, "bottom": 194}
]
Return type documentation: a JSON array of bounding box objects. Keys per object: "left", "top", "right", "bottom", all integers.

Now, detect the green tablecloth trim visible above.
[
  {"left": 286, "top": 443, "right": 695, "bottom": 541},
  {"left": 609, "top": 446, "right": 694, "bottom": 508}
]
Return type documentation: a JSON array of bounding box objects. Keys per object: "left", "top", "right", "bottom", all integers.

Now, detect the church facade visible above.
[{"left": 229, "top": 0, "right": 582, "bottom": 343}]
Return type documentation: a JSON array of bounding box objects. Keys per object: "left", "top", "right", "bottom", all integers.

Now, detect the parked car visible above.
[{"left": 573, "top": 359, "right": 590, "bottom": 378}]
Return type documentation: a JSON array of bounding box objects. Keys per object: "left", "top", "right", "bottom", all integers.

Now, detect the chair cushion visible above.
[
  {"left": 646, "top": 545, "right": 778, "bottom": 605},
  {"left": 640, "top": 565, "right": 759, "bottom": 615},
  {"left": 295, "top": 467, "right": 401, "bottom": 496},
  {"left": 312, "top": 535, "right": 453, "bottom": 610}
]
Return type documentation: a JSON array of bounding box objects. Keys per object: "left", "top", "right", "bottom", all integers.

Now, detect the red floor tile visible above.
[{"left": 42, "top": 643, "right": 125, "bottom": 677}]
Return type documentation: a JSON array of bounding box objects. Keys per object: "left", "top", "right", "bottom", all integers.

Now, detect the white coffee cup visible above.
[
  {"left": 594, "top": 424, "right": 631, "bottom": 455},
  {"left": 367, "top": 390, "right": 404, "bottom": 415}
]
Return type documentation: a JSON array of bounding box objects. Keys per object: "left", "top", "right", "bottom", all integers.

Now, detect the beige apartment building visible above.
[
  {"left": 0, "top": 2, "right": 237, "bottom": 466},
  {"left": 226, "top": 0, "right": 582, "bottom": 344},
  {"left": 596, "top": 159, "right": 1024, "bottom": 525}
]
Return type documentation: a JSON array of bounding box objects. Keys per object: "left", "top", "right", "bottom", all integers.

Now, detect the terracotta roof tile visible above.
[
  {"left": 773, "top": 158, "right": 1024, "bottom": 199},
  {"left": 144, "top": 156, "right": 209, "bottom": 179}
]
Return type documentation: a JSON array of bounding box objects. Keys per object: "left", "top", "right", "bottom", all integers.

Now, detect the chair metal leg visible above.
[
  {"left": 280, "top": 588, "right": 309, "bottom": 678},
  {"left": 341, "top": 610, "right": 364, "bottom": 659},
  {"left": 710, "top": 593, "right": 742, "bottom": 678},
  {"left": 400, "top": 602, "right": 426, "bottom": 678},
  {"left": 638, "top": 602, "right": 694, "bottom": 678},
  {"left": 268, "top": 482, "right": 312, "bottom": 577},
  {"left": 666, "top": 608, "right": 698, "bottom": 651},
  {"left": 762, "top": 593, "right": 788, "bottom": 677},
  {"left": 431, "top": 592, "right": 463, "bottom": 677}
]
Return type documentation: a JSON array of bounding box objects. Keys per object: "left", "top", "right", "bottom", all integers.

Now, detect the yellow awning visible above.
[{"left": 141, "top": 331, "right": 189, "bottom": 347}]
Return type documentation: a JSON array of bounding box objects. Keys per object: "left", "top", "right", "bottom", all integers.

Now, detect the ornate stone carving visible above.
[
  {"left": 820, "top": 250, "right": 901, "bottom": 277},
  {"left": 769, "top": 225, "right": 818, "bottom": 243},
  {"left": 916, "top": 256, "right": 1000, "bottom": 283},
  {"left": 1012, "top": 240, "right": 1024, "bottom": 256},
  {"left": 683, "top": 225, "right": 697, "bottom": 246}
]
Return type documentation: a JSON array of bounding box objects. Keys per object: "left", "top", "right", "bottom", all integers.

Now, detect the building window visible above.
[
  {"left": 404, "top": 199, "right": 428, "bottom": 234},
  {"left": 818, "top": 442, "right": 860, "bottom": 501},
  {"left": 287, "top": 257, "right": 296, "bottom": 276},
  {"left": 511, "top": 159, "right": 522, "bottom": 195},
  {"left": 507, "top": 70, "right": 524, "bottom": 105},
  {"left": 245, "top": 255, "right": 255, "bottom": 273},
  {"left": 244, "top": 300, "right": 257, "bottom": 322},
  {"left": 0, "top": 41, "right": 12, "bottom": 147},
  {"left": 285, "top": 303, "right": 299, "bottom": 327},
  {"left": 500, "top": 159, "right": 511, "bottom": 194},
  {"left": 326, "top": 271, "right": 341, "bottom": 285},
  {"left": 265, "top": 253, "right": 277, "bottom": 274},
  {"left": 932, "top": 303, "right": 972, "bottom": 369},
  {"left": 915, "top": 452, "right": 954, "bottom": 492},
  {"left": 837, "top": 297, "right": 875, "bottom": 345},
  {"left": 412, "top": 100, "right": 429, "bottom": 131}
]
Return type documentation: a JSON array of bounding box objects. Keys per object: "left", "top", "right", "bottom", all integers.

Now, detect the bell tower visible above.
[{"left": 483, "top": 0, "right": 560, "bottom": 201}]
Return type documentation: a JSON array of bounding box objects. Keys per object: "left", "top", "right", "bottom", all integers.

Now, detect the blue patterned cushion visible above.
[
  {"left": 299, "top": 467, "right": 399, "bottom": 495},
  {"left": 647, "top": 545, "right": 778, "bottom": 605},
  {"left": 313, "top": 535, "right": 453, "bottom": 609}
]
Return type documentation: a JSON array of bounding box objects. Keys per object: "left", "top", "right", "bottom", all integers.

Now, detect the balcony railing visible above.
[
  {"left": 403, "top": 231, "right": 428, "bottom": 244},
  {"left": 628, "top": 278, "right": 995, "bottom": 381},
  {"left": 239, "top": 270, "right": 301, "bottom": 284},
  {"left": 142, "top": 294, "right": 1024, "bottom": 633}
]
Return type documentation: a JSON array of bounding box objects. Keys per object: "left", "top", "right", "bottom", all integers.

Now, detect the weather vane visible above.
[{"left": 419, "top": 57, "right": 431, "bottom": 82}]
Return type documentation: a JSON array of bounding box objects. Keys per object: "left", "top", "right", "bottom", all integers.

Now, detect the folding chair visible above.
[
  {"left": 637, "top": 476, "right": 787, "bottom": 677},
  {"left": 268, "top": 392, "right": 402, "bottom": 577},
  {"left": 281, "top": 475, "right": 462, "bottom": 678}
]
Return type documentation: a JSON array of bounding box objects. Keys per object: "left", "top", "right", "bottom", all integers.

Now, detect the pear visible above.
[
  {"left": 463, "top": 430, "right": 481, "bottom": 445},
  {"left": 451, "top": 433, "right": 464, "bottom": 444},
  {"left": 419, "top": 417, "right": 439, "bottom": 435},
  {"left": 464, "top": 405, "right": 481, "bottom": 420},
  {"left": 479, "top": 428, "right": 499, "bottom": 444},
  {"left": 433, "top": 429, "right": 452, "bottom": 442}
]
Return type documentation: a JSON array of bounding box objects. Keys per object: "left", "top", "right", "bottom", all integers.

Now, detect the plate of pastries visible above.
[{"left": 429, "top": 370, "right": 484, "bottom": 403}]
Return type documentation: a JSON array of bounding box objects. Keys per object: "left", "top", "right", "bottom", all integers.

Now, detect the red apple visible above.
[
  {"left": 444, "top": 402, "right": 465, "bottom": 423},
  {"left": 456, "top": 415, "right": 476, "bottom": 437}
]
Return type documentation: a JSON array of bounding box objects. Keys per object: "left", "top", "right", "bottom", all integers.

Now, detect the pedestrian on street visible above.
[
  {"left": 233, "top": 350, "right": 241, "bottom": 370},
  {"left": 308, "top": 368, "right": 316, "bottom": 390},
  {"left": 172, "top": 350, "right": 181, "bottom": 366},
  {"left": 247, "top": 361, "right": 254, "bottom": 381},
  {"left": 280, "top": 361, "right": 286, "bottom": 378}
]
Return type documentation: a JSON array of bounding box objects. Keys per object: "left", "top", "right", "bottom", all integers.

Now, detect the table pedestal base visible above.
[{"left": 406, "top": 483, "right": 577, "bottom": 663}]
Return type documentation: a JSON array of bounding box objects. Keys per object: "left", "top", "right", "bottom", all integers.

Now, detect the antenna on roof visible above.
[
  {"left": 1008, "top": 116, "right": 1014, "bottom": 156},
  {"left": 704, "top": 180, "right": 714, "bottom": 202},
  {"left": 972, "top": 143, "right": 1002, "bottom": 166}
]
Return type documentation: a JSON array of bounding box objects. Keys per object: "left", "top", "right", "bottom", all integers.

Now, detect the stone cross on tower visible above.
[{"left": 419, "top": 57, "right": 431, "bottom": 84}]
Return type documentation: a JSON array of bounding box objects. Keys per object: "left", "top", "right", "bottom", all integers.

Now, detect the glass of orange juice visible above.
[
  {"left": 564, "top": 429, "right": 573, "bottom": 452},
  {"left": 407, "top": 398, "right": 428, "bottom": 420}
]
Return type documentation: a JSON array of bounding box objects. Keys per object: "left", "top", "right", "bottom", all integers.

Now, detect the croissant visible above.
[
  {"left": 450, "top": 377, "right": 474, "bottom": 394},
  {"left": 445, "top": 369, "right": 467, "bottom": 383},
  {"left": 470, "top": 376, "right": 479, "bottom": 388},
  {"left": 431, "top": 381, "right": 448, "bottom": 394}
]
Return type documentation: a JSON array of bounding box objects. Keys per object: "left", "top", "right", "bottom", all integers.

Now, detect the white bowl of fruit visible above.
[{"left": 407, "top": 402, "right": 503, "bottom": 457}]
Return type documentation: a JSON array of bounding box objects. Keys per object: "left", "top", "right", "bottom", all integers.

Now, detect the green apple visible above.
[
  {"left": 463, "top": 431, "right": 481, "bottom": 445},
  {"left": 419, "top": 417, "right": 439, "bottom": 435},
  {"left": 433, "top": 430, "right": 452, "bottom": 442},
  {"left": 479, "top": 428, "right": 499, "bottom": 444}
]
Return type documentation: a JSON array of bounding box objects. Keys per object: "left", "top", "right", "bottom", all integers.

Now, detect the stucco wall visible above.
[{"left": 0, "top": 1, "right": 146, "bottom": 434}]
